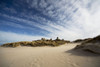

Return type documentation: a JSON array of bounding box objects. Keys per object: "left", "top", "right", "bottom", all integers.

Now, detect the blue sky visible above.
[{"left": 0, "top": 0, "right": 100, "bottom": 44}]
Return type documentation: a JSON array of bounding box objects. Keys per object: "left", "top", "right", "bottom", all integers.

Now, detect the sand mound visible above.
[{"left": 75, "top": 35, "right": 100, "bottom": 54}]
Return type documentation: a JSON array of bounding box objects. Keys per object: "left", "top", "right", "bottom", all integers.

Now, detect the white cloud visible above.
[
  {"left": 0, "top": 0, "right": 100, "bottom": 42},
  {"left": 0, "top": 31, "right": 48, "bottom": 44},
  {"left": 43, "top": 0, "right": 100, "bottom": 40},
  {"left": 39, "top": 0, "right": 47, "bottom": 9}
]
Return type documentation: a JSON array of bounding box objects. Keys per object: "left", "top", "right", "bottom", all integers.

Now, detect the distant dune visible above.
[
  {"left": 1, "top": 37, "right": 70, "bottom": 47},
  {"left": 75, "top": 35, "right": 100, "bottom": 54}
]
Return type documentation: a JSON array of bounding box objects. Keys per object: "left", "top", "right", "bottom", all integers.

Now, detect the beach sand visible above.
[{"left": 0, "top": 43, "right": 100, "bottom": 67}]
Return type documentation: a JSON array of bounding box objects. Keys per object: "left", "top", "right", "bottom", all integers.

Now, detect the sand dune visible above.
[
  {"left": 75, "top": 35, "right": 100, "bottom": 54},
  {"left": 0, "top": 43, "right": 100, "bottom": 67}
]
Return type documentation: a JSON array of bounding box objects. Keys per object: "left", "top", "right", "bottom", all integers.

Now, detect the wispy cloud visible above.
[
  {"left": 0, "top": 31, "right": 48, "bottom": 44},
  {"left": 0, "top": 0, "right": 100, "bottom": 44}
]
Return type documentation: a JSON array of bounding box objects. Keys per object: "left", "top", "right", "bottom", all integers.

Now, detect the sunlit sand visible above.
[{"left": 0, "top": 43, "right": 100, "bottom": 67}]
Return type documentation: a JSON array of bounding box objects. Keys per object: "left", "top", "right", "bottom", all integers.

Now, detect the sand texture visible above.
[{"left": 0, "top": 43, "right": 100, "bottom": 67}]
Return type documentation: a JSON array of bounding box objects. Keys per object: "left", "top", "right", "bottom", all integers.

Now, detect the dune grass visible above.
[
  {"left": 74, "top": 35, "right": 100, "bottom": 54},
  {"left": 73, "top": 38, "right": 92, "bottom": 43},
  {"left": 1, "top": 37, "right": 70, "bottom": 47}
]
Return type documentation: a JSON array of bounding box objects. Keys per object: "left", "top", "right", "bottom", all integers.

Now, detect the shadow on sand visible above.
[{"left": 65, "top": 49, "right": 100, "bottom": 57}]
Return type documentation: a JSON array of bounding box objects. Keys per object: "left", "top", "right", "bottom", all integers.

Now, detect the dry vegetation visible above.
[
  {"left": 75, "top": 35, "right": 100, "bottom": 54},
  {"left": 73, "top": 38, "right": 92, "bottom": 43},
  {"left": 1, "top": 37, "right": 70, "bottom": 47}
]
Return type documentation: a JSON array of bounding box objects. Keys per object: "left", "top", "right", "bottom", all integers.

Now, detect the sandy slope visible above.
[{"left": 0, "top": 43, "right": 100, "bottom": 67}]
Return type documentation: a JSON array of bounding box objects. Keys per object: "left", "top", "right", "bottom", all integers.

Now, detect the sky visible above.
[{"left": 0, "top": 0, "right": 100, "bottom": 44}]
